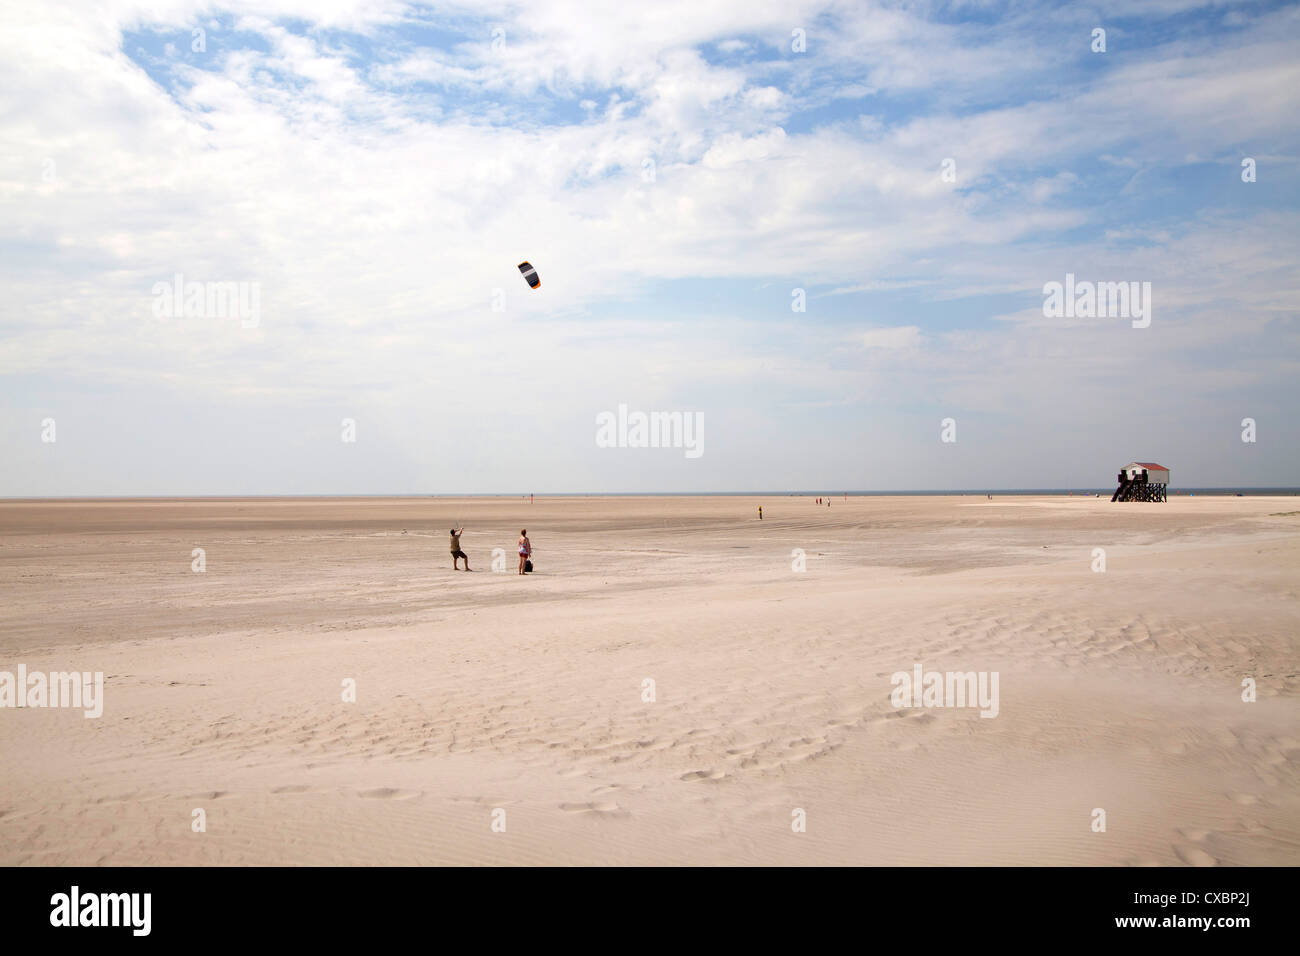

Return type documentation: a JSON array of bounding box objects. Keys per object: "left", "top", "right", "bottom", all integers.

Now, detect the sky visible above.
[{"left": 1, "top": 0, "right": 1297, "bottom": 494}]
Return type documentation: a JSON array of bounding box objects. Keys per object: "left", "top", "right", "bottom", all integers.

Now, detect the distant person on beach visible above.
[
  {"left": 758, "top": 506, "right": 763, "bottom": 520},
  {"left": 450, "top": 526, "right": 471, "bottom": 571},
  {"left": 518, "top": 529, "right": 531, "bottom": 574}
]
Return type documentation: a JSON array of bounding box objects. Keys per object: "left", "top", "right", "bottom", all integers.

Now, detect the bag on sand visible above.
[{"left": 524, "top": 559, "right": 533, "bottom": 573}]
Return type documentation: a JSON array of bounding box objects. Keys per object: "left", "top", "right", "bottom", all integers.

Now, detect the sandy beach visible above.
[{"left": 1, "top": 494, "right": 1297, "bottom": 866}]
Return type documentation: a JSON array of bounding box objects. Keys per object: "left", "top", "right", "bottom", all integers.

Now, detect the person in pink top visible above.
[{"left": 518, "top": 529, "right": 532, "bottom": 574}]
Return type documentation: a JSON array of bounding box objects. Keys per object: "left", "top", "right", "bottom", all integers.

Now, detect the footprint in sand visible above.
[
  {"left": 356, "top": 787, "right": 420, "bottom": 800},
  {"left": 1173, "top": 844, "right": 1218, "bottom": 867},
  {"left": 680, "top": 769, "right": 726, "bottom": 782},
  {"left": 559, "top": 801, "right": 624, "bottom": 815},
  {"left": 270, "top": 785, "right": 314, "bottom": 794}
]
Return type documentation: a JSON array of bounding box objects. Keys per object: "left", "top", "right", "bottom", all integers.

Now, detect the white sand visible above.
[{"left": 1, "top": 495, "right": 1297, "bottom": 865}]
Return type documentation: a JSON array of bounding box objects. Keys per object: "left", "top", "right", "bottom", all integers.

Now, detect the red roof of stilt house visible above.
[{"left": 1134, "top": 462, "right": 1168, "bottom": 470}]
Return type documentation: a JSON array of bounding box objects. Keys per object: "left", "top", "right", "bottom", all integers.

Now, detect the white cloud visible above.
[{"left": 854, "top": 326, "right": 924, "bottom": 349}]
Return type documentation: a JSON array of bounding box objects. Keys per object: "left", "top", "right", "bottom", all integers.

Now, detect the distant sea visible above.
[
  {"left": 444, "top": 488, "right": 1300, "bottom": 497},
  {"left": 8, "top": 489, "right": 1298, "bottom": 499},
  {"left": 831, "top": 488, "right": 1300, "bottom": 497},
  {"left": 619, "top": 489, "right": 1300, "bottom": 497}
]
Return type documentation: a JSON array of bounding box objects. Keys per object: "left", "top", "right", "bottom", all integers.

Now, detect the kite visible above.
[{"left": 517, "top": 261, "right": 540, "bottom": 290}]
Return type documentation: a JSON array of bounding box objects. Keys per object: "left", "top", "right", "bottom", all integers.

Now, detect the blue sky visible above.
[{"left": 1, "top": 0, "right": 1297, "bottom": 493}]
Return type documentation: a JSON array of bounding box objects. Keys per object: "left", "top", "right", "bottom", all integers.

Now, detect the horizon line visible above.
[{"left": 3, "top": 487, "right": 1298, "bottom": 502}]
